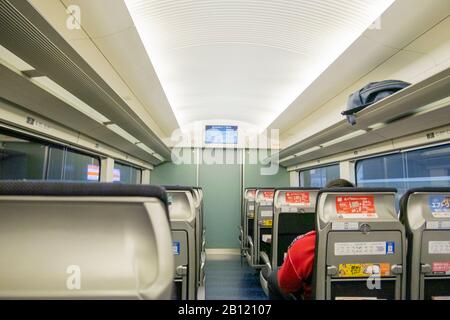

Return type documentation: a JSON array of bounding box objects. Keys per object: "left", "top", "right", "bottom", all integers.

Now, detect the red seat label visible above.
[
  {"left": 336, "top": 195, "right": 377, "bottom": 218},
  {"left": 285, "top": 192, "right": 310, "bottom": 205},
  {"left": 263, "top": 191, "right": 274, "bottom": 200}
]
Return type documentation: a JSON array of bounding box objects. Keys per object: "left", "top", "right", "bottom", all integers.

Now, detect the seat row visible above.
[
  {"left": 164, "top": 185, "right": 206, "bottom": 300},
  {"left": 0, "top": 181, "right": 205, "bottom": 300},
  {"left": 240, "top": 186, "right": 450, "bottom": 300}
]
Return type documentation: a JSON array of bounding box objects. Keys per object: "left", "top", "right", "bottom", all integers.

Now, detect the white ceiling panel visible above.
[{"left": 124, "top": 0, "right": 395, "bottom": 131}]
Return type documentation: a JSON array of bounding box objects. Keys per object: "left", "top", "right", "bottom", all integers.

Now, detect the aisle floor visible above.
[{"left": 205, "top": 254, "right": 268, "bottom": 300}]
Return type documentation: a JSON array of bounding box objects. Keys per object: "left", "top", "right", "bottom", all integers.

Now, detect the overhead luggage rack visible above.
[
  {"left": 0, "top": 0, "right": 170, "bottom": 164},
  {"left": 271, "top": 67, "right": 450, "bottom": 168}
]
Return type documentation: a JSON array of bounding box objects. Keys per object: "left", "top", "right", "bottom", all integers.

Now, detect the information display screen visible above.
[{"left": 205, "top": 125, "right": 238, "bottom": 144}]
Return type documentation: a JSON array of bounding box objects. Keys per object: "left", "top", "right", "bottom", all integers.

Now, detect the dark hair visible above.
[{"left": 325, "top": 178, "right": 354, "bottom": 188}]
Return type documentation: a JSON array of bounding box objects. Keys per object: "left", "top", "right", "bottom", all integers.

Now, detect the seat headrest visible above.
[
  {"left": 318, "top": 187, "right": 397, "bottom": 197},
  {"left": 163, "top": 185, "right": 196, "bottom": 193},
  {"left": 0, "top": 180, "right": 168, "bottom": 205},
  {"left": 399, "top": 187, "right": 450, "bottom": 223},
  {"left": 274, "top": 187, "right": 320, "bottom": 191}
]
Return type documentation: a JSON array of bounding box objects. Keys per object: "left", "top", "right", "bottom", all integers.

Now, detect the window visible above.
[
  {"left": 405, "top": 145, "right": 450, "bottom": 188},
  {"left": 0, "top": 132, "right": 46, "bottom": 180},
  {"left": 356, "top": 153, "right": 405, "bottom": 191},
  {"left": 46, "top": 146, "right": 65, "bottom": 180},
  {"left": 113, "top": 162, "right": 142, "bottom": 184},
  {"left": 63, "top": 149, "right": 100, "bottom": 182},
  {"left": 47, "top": 147, "right": 100, "bottom": 182},
  {"left": 299, "top": 164, "right": 340, "bottom": 188},
  {"left": 0, "top": 129, "right": 100, "bottom": 182},
  {"left": 356, "top": 143, "right": 450, "bottom": 207}
]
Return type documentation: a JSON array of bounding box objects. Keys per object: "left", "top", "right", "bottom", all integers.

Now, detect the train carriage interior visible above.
[{"left": 1, "top": 0, "right": 450, "bottom": 306}]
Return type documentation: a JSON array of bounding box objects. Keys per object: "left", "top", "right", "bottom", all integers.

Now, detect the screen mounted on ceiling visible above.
[{"left": 205, "top": 125, "right": 238, "bottom": 145}]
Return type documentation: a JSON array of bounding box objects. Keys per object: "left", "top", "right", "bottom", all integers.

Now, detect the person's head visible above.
[{"left": 325, "top": 178, "right": 354, "bottom": 188}]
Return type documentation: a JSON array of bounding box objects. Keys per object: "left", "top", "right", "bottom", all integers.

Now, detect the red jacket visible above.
[{"left": 277, "top": 230, "right": 316, "bottom": 299}]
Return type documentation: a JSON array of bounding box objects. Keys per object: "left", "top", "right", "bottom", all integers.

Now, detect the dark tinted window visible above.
[
  {"left": 46, "top": 146, "right": 65, "bottom": 180},
  {"left": 299, "top": 164, "right": 340, "bottom": 187},
  {"left": 405, "top": 145, "right": 450, "bottom": 189},
  {"left": 114, "top": 162, "right": 142, "bottom": 184},
  {"left": 64, "top": 149, "right": 100, "bottom": 182},
  {"left": 0, "top": 133, "right": 46, "bottom": 180},
  {"left": 356, "top": 143, "right": 450, "bottom": 207},
  {"left": 0, "top": 129, "right": 100, "bottom": 182},
  {"left": 356, "top": 153, "right": 406, "bottom": 193}
]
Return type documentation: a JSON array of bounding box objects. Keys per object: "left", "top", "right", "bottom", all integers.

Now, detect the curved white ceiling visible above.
[{"left": 125, "top": 0, "right": 395, "bottom": 131}]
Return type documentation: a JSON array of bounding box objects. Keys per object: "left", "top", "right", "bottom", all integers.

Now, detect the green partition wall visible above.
[
  {"left": 199, "top": 149, "right": 241, "bottom": 248},
  {"left": 244, "top": 149, "right": 289, "bottom": 188},
  {"left": 151, "top": 148, "right": 289, "bottom": 249},
  {"left": 150, "top": 148, "right": 197, "bottom": 186}
]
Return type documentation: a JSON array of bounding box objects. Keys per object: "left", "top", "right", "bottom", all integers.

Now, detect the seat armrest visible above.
[
  {"left": 288, "top": 293, "right": 298, "bottom": 300},
  {"left": 260, "top": 252, "right": 272, "bottom": 279},
  {"left": 260, "top": 251, "right": 271, "bottom": 266},
  {"left": 247, "top": 236, "right": 253, "bottom": 248}
]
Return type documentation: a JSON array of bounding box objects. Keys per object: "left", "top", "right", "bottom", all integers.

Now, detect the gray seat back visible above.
[
  {"left": 254, "top": 189, "right": 275, "bottom": 265},
  {"left": 314, "top": 188, "right": 406, "bottom": 300},
  {"left": 243, "top": 188, "right": 256, "bottom": 249},
  {"left": 192, "top": 188, "right": 204, "bottom": 249},
  {"left": 166, "top": 188, "right": 197, "bottom": 300},
  {"left": 192, "top": 187, "right": 206, "bottom": 293},
  {"left": 401, "top": 188, "right": 450, "bottom": 300},
  {"left": 272, "top": 188, "right": 319, "bottom": 269},
  {"left": 0, "top": 181, "right": 174, "bottom": 299}
]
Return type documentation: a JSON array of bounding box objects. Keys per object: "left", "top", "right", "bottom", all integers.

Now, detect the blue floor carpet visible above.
[{"left": 205, "top": 254, "right": 268, "bottom": 300}]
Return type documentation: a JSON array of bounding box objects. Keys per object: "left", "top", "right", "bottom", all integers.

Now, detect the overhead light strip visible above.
[
  {"left": 136, "top": 142, "right": 164, "bottom": 161},
  {"left": 280, "top": 155, "right": 295, "bottom": 162},
  {"left": 295, "top": 146, "right": 322, "bottom": 157},
  {"left": 106, "top": 124, "right": 140, "bottom": 144},
  {"left": 21, "top": 75, "right": 163, "bottom": 161},
  {"left": 319, "top": 130, "right": 367, "bottom": 148},
  {"left": 107, "top": 125, "right": 163, "bottom": 160},
  {"left": 30, "top": 76, "right": 111, "bottom": 124},
  {"left": 0, "top": 44, "right": 34, "bottom": 72}
]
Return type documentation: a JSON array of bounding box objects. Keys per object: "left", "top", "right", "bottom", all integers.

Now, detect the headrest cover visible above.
[
  {"left": 0, "top": 180, "right": 168, "bottom": 205},
  {"left": 318, "top": 187, "right": 397, "bottom": 196},
  {"left": 163, "top": 185, "right": 195, "bottom": 193},
  {"left": 275, "top": 187, "right": 320, "bottom": 191}
]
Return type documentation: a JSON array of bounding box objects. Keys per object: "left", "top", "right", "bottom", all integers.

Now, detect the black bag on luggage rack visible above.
[{"left": 342, "top": 80, "right": 410, "bottom": 125}]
